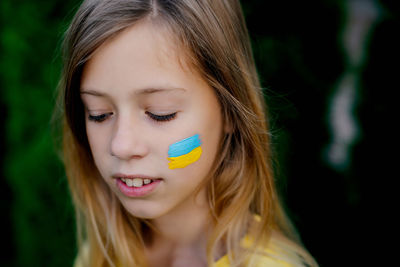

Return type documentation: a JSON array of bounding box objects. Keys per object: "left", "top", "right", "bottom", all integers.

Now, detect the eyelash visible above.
[
  {"left": 87, "top": 112, "right": 177, "bottom": 123},
  {"left": 88, "top": 113, "right": 112, "bottom": 123},
  {"left": 145, "top": 111, "right": 177, "bottom": 122}
]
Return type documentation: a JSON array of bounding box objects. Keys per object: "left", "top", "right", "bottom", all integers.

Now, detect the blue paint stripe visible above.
[{"left": 168, "top": 134, "right": 201, "bottom": 157}]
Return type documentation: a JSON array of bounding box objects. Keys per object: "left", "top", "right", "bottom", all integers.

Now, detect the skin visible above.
[{"left": 80, "top": 19, "right": 225, "bottom": 266}]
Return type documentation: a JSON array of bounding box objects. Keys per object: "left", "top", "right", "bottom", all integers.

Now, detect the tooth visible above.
[
  {"left": 132, "top": 178, "right": 143, "bottom": 187},
  {"left": 143, "top": 179, "right": 151, "bottom": 185},
  {"left": 126, "top": 179, "right": 133, "bottom": 187},
  {"left": 121, "top": 178, "right": 126, "bottom": 182}
]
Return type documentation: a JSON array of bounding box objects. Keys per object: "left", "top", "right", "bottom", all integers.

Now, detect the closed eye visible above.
[
  {"left": 145, "top": 111, "right": 177, "bottom": 122},
  {"left": 88, "top": 112, "right": 113, "bottom": 123}
]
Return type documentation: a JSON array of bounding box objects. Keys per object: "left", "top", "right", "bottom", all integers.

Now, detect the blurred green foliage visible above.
[{"left": 1, "top": 0, "right": 80, "bottom": 266}]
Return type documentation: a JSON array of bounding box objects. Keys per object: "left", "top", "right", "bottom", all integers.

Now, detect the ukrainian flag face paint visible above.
[{"left": 168, "top": 134, "right": 202, "bottom": 169}]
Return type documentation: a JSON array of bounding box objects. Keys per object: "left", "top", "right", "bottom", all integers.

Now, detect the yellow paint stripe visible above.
[{"left": 168, "top": 146, "right": 202, "bottom": 169}]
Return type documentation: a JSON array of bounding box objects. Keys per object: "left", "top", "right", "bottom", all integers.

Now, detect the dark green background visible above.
[{"left": 1, "top": 0, "right": 398, "bottom": 266}]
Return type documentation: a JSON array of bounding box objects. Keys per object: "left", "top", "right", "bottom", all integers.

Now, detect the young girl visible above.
[{"left": 58, "top": 0, "right": 317, "bottom": 266}]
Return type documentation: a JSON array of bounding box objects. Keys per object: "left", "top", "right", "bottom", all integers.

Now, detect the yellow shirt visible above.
[
  {"left": 75, "top": 229, "right": 306, "bottom": 267},
  {"left": 213, "top": 234, "right": 303, "bottom": 267},
  {"left": 75, "top": 237, "right": 303, "bottom": 267}
]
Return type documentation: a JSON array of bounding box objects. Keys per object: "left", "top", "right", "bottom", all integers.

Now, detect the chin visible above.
[{"left": 119, "top": 198, "right": 166, "bottom": 219}]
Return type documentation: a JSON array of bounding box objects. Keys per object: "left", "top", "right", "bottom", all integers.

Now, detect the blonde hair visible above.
[{"left": 58, "top": 0, "right": 317, "bottom": 266}]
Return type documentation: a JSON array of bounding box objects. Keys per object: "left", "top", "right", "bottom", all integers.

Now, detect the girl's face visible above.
[{"left": 80, "top": 21, "right": 224, "bottom": 219}]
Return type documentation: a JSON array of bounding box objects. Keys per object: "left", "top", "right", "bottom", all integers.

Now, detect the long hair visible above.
[{"left": 57, "top": 0, "right": 317, "bottom": 266}]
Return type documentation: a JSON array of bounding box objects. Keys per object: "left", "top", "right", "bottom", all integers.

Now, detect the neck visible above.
[
  {"left": 144, "top": 190, "right": 228, "bottom": 266},
  {"left": 151, "top": 190, "right": 211, "bottom": 246}
]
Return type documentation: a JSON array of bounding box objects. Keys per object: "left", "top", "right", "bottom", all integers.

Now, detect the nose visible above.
[{"left": 110, "top": 115, "right": 149, "bottom": 160}]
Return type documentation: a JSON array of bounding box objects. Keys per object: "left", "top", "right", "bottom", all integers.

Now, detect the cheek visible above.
[
  {"left": 164, "top": 105, "right": 223, "bottom": 171},
  {"left": 86, "top": 125, "right": 99, "bottom": 151},
  {"left": 86, "top": 124, "right": 109, "bottom": 166},
  {"left": 167, "top": 134, "right": 202, "bottom": 170}
]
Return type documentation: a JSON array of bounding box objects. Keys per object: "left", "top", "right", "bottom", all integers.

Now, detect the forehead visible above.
[{"left": 80, "top": 20, "right": 195, "bottom": 90}]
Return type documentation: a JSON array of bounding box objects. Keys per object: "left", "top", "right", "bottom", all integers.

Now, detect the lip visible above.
[
  {"left": 113, "top": 173, "right": 159, "bottom": 180},
  {"left": 113, "top": 173, "right": 162, "bottom": 198}
]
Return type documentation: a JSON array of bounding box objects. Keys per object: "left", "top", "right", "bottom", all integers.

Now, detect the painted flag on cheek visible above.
[{"left": 168, "top": 134, "right": 202, "bottom": 169}]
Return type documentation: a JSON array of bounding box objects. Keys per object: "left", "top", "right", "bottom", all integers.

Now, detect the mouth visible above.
[
  {"left": 113, "top": 174, "right": 161, "bottom": 188},
  {"left": 114, "top": 174, "right": 162, "bottom": 198},
  {"left": 120, "top": 177, "right": 155, "bottom": 187}
]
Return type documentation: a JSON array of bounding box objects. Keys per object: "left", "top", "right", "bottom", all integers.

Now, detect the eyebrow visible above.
[{"left": 80, "top": 87, "right": 186, "bottom": 96}]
